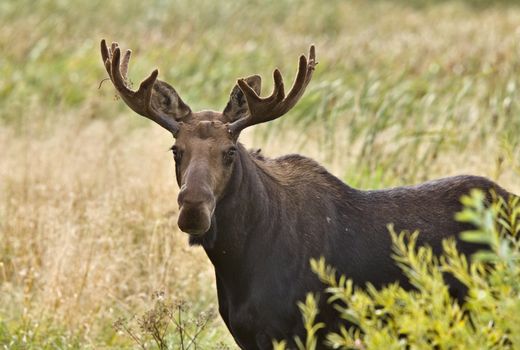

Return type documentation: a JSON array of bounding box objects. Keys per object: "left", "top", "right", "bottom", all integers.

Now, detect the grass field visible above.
[{"left": 1, "top": 0, "right": 519, "bottom": 348}]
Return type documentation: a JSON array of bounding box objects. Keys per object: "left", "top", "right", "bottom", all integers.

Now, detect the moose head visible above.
[{"left": 100, "top": 40, "right": 316, "bottom": 236}]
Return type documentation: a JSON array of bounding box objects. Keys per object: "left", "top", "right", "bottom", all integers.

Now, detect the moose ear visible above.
[{"left": 223, "top": 75, "right": 261, "bottom": 122}]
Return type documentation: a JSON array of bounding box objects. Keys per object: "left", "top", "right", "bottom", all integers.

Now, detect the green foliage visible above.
[
  {"left": 293, "top": 294, "right": 326, "bottom": 350},
  {"left": 282, "top": 190, "right": 520, "bottom": 349}
]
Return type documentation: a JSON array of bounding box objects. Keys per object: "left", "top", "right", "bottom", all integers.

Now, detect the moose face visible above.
[
  {"left": 100, "top": 39, "right": 316, "bottom": 237},
  {"left": 172, "top": 115, "right": 237, "bottom": 235}
]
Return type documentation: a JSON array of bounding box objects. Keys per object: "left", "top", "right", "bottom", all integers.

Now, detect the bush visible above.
[{"left": 278, "top": 190, "right": 520, "bottom": 349}]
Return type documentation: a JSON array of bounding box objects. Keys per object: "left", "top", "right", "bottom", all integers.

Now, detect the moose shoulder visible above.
[{"left": 100, "top": 40, "right": 516, "bottom": 349}]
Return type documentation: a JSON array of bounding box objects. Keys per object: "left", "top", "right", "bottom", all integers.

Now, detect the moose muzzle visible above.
[{"left": 177, "top": 184, "right": 215, "bottom": 236}]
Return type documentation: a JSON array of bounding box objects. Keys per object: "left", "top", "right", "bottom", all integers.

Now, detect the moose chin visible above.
[{"left": 100, "top": 39, "right": 518, "bottom": 350}]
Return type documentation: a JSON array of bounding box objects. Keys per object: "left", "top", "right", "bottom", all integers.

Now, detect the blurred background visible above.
[{"left": 1, "top": 0, "right": 519, "bottom": 348}]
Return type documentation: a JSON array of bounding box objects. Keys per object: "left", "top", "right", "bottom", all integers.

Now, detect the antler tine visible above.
[
  {"left": 100, "top": 39, "right": 184, "bottom": 135},
  {"left": 100, "top": 39, "right": 109, "bottom": 65},
  {"left": 111, "top": 42, "right": 118, "bottom": 55},
  {"left": 120, "top": 49, "right": 131, "bottom": 81},
  {"left": 111, "top": 47, "right": 132, "bottom": 94},
  {"left": 276, "top": 45, "right": 316, "bottom": 115},
  {"left": 236, "top": 70, "right": 284, "bottom": 108},
  {"left": 229, "top": 45, "right": 317, "bottom": 134}
]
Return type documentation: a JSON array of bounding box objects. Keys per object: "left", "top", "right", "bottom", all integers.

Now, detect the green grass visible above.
[{"left": 1, "top": 0, "right": 519, "bottom": 348}]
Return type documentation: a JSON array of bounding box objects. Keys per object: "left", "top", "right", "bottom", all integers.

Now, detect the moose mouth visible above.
[{"left": 177, "top": 202, "right": 215, "bottom": 236}]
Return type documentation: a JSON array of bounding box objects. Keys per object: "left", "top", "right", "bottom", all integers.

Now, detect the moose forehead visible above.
[{"left": 176, "top": 111, "right": 232, "bottom": 141}]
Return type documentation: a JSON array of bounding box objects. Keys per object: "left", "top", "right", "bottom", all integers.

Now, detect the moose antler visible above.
[
  {"left": 228, "top": 45, "right": 316, "bottom": 134},
  {"left": 100, "top": 39, "right": 191, "bottom": 135}
]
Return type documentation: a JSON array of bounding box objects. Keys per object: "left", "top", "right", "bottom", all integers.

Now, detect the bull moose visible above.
[{"left": 100, "top": 40, "right": 516, "bottom": 349}]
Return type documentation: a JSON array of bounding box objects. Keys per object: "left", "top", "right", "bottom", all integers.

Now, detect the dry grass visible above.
[{"left": 0, "top": 115, "right": 225, "bottom": 346}]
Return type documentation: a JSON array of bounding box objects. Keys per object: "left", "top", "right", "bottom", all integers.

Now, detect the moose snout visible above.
[{"left": 177, "top": 186, "right": 215, "bottom": 236}]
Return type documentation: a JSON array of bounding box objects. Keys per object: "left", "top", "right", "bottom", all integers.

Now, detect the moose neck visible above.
[{"left": 193, "top": 144, "right": 276, "bottom": 273}]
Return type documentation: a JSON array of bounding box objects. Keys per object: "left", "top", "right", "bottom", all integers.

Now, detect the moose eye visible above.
[
  {"left": 226, "top": 147, "right": 237, "bottom": 158},
  {"left": 171, "top": 146, "right": 182, "bottom": 161},
  {"left": 224, "top": 147, "right": 237, "bottom": 164}
]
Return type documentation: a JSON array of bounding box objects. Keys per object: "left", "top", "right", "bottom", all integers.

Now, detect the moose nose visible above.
[
  {"left": 179, "top": 197, "right": 205, "bottom": 208},
  {"left": 177, "top": 185, "right": 214, "bottom": 208},
  {"left": 177, "top": 185, "right": 215, "bottom": 236}
]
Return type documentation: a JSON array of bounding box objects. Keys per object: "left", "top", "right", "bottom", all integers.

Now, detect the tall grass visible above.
[{"left": 1, "top": 0, "right": 519, "bottom": 348}]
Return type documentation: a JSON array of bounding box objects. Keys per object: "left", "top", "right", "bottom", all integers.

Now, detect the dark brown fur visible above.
[{"left": 193, "top": 144, "right": 514, "bottom": 349}]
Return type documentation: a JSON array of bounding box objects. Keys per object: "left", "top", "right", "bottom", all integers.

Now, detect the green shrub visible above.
[{"left": 280, "top": 190, "right": 519, "bottom": 349}]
